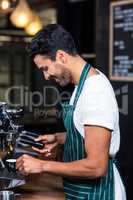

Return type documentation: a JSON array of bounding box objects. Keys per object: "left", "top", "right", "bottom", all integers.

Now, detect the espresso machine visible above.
[{"left": 0, "top": 102, "right": 44, "bottom": 199}]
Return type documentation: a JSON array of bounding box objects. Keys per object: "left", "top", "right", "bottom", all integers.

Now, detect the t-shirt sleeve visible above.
[{"left": 79, "top": 78, "right": 118, "bottom": 131}]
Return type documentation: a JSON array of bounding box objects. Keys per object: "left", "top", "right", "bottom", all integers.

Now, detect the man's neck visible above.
[
  {"left": 67, "top": 55, "right": 87, "bottom": 85},
  {"left": 67, "top": 55, "right": 99, "bottom": 85}
]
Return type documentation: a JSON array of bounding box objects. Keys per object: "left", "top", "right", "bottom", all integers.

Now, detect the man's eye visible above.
[{"left": 40, "top": 66, "right": 48, "bottom": 72}]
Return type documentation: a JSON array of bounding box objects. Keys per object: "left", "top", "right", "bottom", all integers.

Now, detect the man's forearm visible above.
[
  {"left": 55, "top": 132, "right": 66, "bottom": 144},
  {"left": 42, "top": 158, "right": 106, "bottom": 179}
]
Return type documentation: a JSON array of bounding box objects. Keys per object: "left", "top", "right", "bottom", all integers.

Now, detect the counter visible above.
[{"left": 15, "top": 173, "right": 65, "bottom": 200}]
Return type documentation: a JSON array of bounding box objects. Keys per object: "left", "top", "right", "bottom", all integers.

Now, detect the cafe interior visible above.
[{"left": 0, "top": 0, "right": 133, "bottom": 199}]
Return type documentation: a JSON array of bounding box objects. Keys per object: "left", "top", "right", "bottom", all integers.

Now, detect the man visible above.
[{"left": 16, "top": 24, "right": 126, "bottom": 200}]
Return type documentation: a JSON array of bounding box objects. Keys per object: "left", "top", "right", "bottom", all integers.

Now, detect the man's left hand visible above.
[{"left": 16, "top": 154, "right": 44, "bottom": 175}]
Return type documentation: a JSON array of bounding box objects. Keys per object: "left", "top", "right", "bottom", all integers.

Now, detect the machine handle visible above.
[{"left": 19, "top": 138, "right": 44, "bottom": 149}]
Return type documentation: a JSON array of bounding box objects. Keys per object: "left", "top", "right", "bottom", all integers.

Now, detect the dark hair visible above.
[{"left": 27, "top": 24, "right": 78, "bottom": 60}]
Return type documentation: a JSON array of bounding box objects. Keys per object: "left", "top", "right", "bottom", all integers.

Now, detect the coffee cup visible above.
[
  {"left": 0, "top": 190, "right": 15, "bottom": 200},
  {"left": 6, "top": 159, "right": 16, "bottom": 173}
]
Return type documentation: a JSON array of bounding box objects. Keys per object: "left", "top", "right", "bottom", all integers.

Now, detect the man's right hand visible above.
[{"left": 32, "top": 134, "right": 58, "bottom": 157}]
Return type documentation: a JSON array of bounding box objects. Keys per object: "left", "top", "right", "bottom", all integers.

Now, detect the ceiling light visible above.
[
  {"left": 25, "top": 14, "right": 43, "bottom": 36},
  {"left": 1, "top": 0, "right": 10, "bottom": 10},
  {"left": 10, "top": 0, "right": 35, "bottom": 28}
]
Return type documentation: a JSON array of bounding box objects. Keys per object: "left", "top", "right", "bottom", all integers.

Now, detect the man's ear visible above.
[{"left": 56, "top": 50, "right": 67, "bottom": 64}]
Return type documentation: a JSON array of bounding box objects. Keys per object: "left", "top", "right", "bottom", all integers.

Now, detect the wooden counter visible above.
[
  {"left": 15, "top": 173, "right": 65, "bottom": 200},
  {"left": 0, "top": 143, "right": 65, "bottom": 199}
]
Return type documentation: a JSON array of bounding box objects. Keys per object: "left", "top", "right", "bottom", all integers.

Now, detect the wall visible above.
[{"left": 57, "top": 0, "right": 95, "bottom": 54}]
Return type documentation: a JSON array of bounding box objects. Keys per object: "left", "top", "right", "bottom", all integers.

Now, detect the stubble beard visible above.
[{"left": 58, "top": 68, "right": 72, "bottom": 87}]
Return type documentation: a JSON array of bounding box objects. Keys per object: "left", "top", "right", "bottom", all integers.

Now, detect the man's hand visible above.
[
  {"left": 16, "top": 154, "right": 44, "bottom": 175},
  {"left": 32, "top": 134, "right": 58, "bottom": 157}
]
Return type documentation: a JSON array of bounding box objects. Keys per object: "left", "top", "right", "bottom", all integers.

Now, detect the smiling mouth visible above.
[
  {"left": 55, "top": 78, "right": 60, "bottom": 82},
  {"left": 48, "top": 75, "right": 60, "bottom": 83}
]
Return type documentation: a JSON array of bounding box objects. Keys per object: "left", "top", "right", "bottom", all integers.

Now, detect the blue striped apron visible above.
[{"left": 61, "top": 63, "right": 115, "bottom": 200}]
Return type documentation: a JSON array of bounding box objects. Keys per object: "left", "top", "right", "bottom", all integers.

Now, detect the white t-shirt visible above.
[{"left": 69, "top": 69, "right": 126, "bottom": 200}]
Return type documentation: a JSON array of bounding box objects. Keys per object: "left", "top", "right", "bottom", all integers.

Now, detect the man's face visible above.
[{"left": 34, "top": 54, "right": 72, "bottom": 87}]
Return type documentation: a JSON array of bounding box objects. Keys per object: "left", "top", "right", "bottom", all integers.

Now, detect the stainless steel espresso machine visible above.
[{"left": 0, "top": 102, "right": 44, "bottom": 199}]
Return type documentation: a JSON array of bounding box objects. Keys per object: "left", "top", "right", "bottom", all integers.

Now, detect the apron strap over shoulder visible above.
[{"left": 73, "top": 63, "right": 91, "bottom": 107}]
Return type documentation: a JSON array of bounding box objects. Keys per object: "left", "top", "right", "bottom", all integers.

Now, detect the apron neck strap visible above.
[{"left": 73, "top": 63, "right": 91, "bottom": 107}]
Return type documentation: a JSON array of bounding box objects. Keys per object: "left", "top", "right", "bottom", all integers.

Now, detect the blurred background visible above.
[{"left": 0, "top": 0, "right": 132, "bottom": 199}]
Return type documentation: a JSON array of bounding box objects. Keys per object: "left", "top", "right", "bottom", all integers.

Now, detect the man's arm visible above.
[{"left": 17, "top": 126, "right": 111, "bottom": 179}]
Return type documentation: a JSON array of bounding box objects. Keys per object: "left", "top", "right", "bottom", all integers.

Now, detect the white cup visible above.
[{"left": 0, "top": 191, "right": 15, "bottom": 200}]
